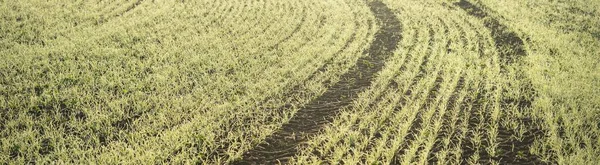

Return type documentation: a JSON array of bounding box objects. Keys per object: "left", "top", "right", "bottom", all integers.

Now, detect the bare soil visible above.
[
  {"left": 454, "top": 0, "right": 547, "bottom": 164},
  {"left": 234, "top": 1, "right": 402, "bottom": 164}
]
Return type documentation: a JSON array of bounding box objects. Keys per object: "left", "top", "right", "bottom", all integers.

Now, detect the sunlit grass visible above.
[{"left": 1, "top": 0, "right": 598, "bottom": 164}]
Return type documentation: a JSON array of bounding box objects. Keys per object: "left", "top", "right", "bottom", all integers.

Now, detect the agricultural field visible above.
[{"left": 0, "top": 0, "right": 598, "bottom": 164}]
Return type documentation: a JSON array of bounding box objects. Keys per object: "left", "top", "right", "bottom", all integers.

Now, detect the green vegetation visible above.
[{"left": 1, "top": 0, "right": 598, "bottom": 164}]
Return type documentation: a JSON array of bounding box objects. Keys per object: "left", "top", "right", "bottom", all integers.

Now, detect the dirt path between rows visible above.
[
  {"left": 455, "top": 0, "right": 546, "bottom": 164},
  {"left": 234, "top": 1, "right": 402, "bottom": 164}
]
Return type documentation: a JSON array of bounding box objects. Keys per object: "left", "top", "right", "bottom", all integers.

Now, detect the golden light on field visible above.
[{"left": 1, "top": 0, "right": 598, "bottom": 164}]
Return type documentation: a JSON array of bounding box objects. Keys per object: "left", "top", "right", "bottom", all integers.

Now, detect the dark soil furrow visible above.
[
  {"left": 360, "top": 30, "right": 421, "bottom": 156},
  {"left": 181, "top": 27, "right": 359, "bottom": 161},
  {"left": 455, "top": 0, "right": 525, "bottom": 65},
  {"left": 457, "top": 83, "right": 486, "bottom": 164},
  {"left": 325, "top": 85, "right": 399, "bottom": 164},
  {"left": 447, "top": 79, "right": 477, "bottom": 164},
  {"left": 119, "top": 22, "right": 354, "bottom": 161},
  {"left": 235, "top": 1, "right": 401, "bottom": 164},
  {"left": 455, "top": 0, "right": 545, "bottom": 164},
  {"left": 495, "top": 118, "right": 547, "bottom": 164},
  {"left": 111, "top": 3, "right": 331, "bottom": 153}
]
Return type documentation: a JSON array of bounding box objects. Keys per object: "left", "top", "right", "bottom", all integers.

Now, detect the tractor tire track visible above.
[
  {"left": 173, "top": 26, "right": 361, "bottom": 162},
  {"left": 113, "top": 1, "right": 356, "bottom": 160},
  {"left": 235, "top": 1, "right": 402, "bottom": 164},
  {"left": 455, "top": 0, "right": 525, "bottom": 65},
  {"left": 326, "top": 29, "right": 420, "bottom": 163},
  {"left": 455, "top": 0, "right": 545, "bottom": 164},
  {"left": 360, "top": 30, "right": 420, "bottom": 155},
  {"left": 299, "top": 28, "right": 416, "bottom": 163}
]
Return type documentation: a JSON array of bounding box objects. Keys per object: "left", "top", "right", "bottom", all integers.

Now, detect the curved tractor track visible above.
[
  {"left": 271, "top": 0, "right": 549, "bottom": 164},
  {"left": 235, "top": 1, "right": 402, "bottom": 164},
  {"left": 454, "top": 1, "right": 544, "bottom": 164}
]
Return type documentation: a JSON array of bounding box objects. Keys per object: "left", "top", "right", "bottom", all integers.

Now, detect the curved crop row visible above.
[
  {"left": 2, "top": 0, "right": 595, "bottom": 164},
  {"left": 291, "top": 0, "right": 546, "bottom": 164},
  {"left": 0, "top": 0, "right": 374, "bottom": 163}
]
